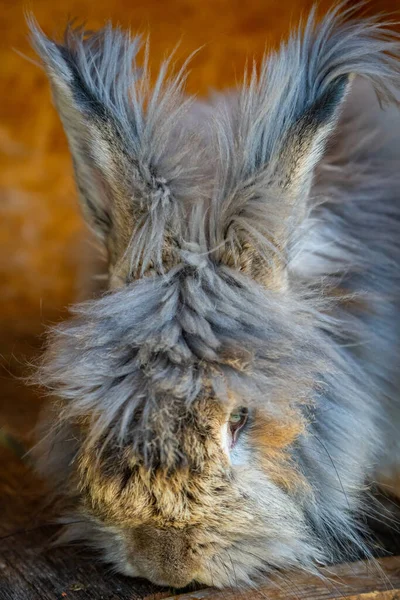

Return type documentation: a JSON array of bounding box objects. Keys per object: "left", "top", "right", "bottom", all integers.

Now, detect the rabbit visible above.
[{"left": 29, "top": 2, "right": 400, "bottom": 590}]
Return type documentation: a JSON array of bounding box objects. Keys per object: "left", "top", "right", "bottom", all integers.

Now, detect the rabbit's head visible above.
[{"left": 31, "top": 6, "right": 400, "bottom": 589}]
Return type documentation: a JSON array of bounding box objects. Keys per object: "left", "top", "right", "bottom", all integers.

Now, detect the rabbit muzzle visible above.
[{"left": 128, "top": 525, "right": 201, "bottom": 588}]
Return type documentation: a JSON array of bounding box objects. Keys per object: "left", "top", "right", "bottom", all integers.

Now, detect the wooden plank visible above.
[
  {"left": 345, "top": 592, "right": 400, "bottom": 599},
  {"left": 0, "top": 535, "right": 169, "bottom": 600},
  {"left": 164, "top": 556, "right": 400, "bottom": 600}
]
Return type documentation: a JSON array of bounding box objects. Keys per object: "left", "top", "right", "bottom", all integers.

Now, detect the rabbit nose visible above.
[{"left": 132, "top": 525, "right": 198, "bottom": 588}]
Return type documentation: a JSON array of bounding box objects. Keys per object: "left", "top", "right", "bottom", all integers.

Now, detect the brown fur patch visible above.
[
  {"left": 222, "top": 240, "right": 287, "bottom": 291},
  {"left": 77, "top": 399, "right": 233, "bottom": 528},
  {"left": 250, "top": 410, "right": 308, "bottom": 493},
  {"left": 376, "top": 469, "right": 400, "bottom": 501}
]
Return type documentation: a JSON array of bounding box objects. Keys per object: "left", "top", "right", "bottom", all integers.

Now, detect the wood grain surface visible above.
[
  {"left": 1, "top": 0, "right": 400, "bottom": 599},
  {"left": 164, "top": 557, "right": 400, "bottom": 599}
]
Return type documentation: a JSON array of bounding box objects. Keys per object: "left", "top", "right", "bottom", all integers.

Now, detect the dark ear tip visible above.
[
  {"left": 302, "top": 73, "right": 351, "bottom": 133},
  {"left": 328, "top": 73, "right": 351, "bottom": 104}
]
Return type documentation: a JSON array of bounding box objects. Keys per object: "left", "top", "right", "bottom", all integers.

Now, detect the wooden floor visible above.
[{"left": 1, "top": 0, "right": 400, "bottom": 598}]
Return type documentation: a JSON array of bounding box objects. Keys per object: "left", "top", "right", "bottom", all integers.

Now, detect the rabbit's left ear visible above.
[
  {"left": 29, "top": 19, "right": 193, "bottom": 280},
  {"left": 29, "top": 20, "right": 143, "bottom": 244}
]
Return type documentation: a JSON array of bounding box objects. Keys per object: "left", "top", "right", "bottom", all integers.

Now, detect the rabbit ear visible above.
[
  {"left": 29, "top": 19, "right": 194, "bottom": 278},
  {"left": 274, "top": 75, "right": 350, "bottom": 197},
  {"left": 210, "top": 6, "right": 400, "bottom": 287},
  {"left": 29, "top": 20, "right": 142, "bottom": 241}
]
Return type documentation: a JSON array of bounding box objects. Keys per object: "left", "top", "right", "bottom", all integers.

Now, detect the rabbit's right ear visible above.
[
  {"left": 209, "top": 7, "right": 400, "bottom": 288},
  {"left": 29, "top": 19, "right": 192, "bottom": 278}
]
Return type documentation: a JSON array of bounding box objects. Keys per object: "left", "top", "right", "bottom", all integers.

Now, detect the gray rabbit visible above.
[{"left": 30, "top": 3, "right": 400, "bottom": 589}]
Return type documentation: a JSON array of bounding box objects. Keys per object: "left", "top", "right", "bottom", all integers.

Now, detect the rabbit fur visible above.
[{"left": 29, "top": 3, "right": 400, "bottom": 589}]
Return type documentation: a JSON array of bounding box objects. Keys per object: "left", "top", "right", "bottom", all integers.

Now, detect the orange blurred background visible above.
[{"left": 0, "top": 0, "right": 398, "bottom": 439}]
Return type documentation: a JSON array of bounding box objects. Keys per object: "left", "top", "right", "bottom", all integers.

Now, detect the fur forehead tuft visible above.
[{"left": 36, "top": 261, "right": 328, "bottom": 469}]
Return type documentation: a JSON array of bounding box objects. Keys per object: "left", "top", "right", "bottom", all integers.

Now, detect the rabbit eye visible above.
[{"left": 228, "top": 407, "right": 248, "bottom": 447}]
